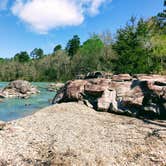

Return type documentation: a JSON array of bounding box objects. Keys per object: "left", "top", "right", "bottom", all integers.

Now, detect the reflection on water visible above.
[{"left": 0, "top": 82, "right": 55, "bottom": 121}]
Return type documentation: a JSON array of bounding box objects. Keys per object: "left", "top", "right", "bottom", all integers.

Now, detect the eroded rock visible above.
[
  {"left": 0, "top": 80, "right": 39, "bottom": 99},
  {"left": 52, "top": 73, "right": 166, "bottom": 119}
]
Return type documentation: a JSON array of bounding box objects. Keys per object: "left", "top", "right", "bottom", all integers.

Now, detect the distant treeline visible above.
[{"left": 0, "top": 12, "right": 166, "bottom": 82}]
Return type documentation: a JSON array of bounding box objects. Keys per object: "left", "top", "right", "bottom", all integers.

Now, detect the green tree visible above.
[
  {"left": 0, "top": 58, "right": 4, "bottom": 63},
  {"left": 66, "top": 35, "right": 80, "bottom": 57},
  {"left": 30, "top": 48, "right": 44, "bottom": 59},
  {"left": 14, "top": 51, "right": 30, "bottom": 63},
  {"left": 53, "top": 44, "right": 62, "bottom": 53},
  {"left": 113, "top": 17, "right": 152, "bottom": 74},
  {"left": 150, "top": 34, "right": 166, "bottom": 72},
  {"left": 72, "top": 35, "right": 104, "bottom": 75},
  {"left": 99, "top": 31, "right": 117, "bottom": 71}
]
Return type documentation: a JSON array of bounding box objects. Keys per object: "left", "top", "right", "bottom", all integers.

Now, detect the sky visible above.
[{"left": 0, "top": 0, "right": 164, "bottom": 58}]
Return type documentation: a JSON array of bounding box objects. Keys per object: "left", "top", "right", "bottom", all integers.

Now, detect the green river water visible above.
[{"left": 0, "top": 82, "right": 55, "bottom": 121}]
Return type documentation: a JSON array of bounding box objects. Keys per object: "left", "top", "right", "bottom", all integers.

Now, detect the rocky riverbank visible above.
[
  {"left": 0, "top": 102, "right": 165, "bottom": 165},
  {"left": 53, "top": 73, "right": 166, "bottom": 119}
]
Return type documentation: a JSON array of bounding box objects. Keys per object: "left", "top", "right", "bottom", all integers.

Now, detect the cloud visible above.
[
  {"left": 0, "top": 0, "right": 9, "bottom": 10},
  {"left": 81, "top": 0, "right": 109, "bottom": 16},
  {"left": 11, "top": 0, "right": 111, "bottom": 34}
]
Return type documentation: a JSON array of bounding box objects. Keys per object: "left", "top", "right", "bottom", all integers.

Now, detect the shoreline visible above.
[{"left": 0, "top": 82, "right": 56, "bottom": 121}]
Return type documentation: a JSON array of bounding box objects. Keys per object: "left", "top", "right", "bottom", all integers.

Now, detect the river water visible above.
[{"left": 0, "top": 82, "right": 55, "bottom": 121}]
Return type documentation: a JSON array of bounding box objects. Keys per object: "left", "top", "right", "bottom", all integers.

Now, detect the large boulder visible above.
[
  {"left": 52, "top": 80, "right": 88, "bottom": 103},
  {"left": 0, "top": 80, "right": 39, "bottom": 98},
  {"left": 8, "top": 80, "right": 31, "bottom": 94},
  {"left": 52, "top": 74, "right": 166, "bottom": 119},
  {"left": 52, "top": 78, "right": 117, "bottom": 110}
]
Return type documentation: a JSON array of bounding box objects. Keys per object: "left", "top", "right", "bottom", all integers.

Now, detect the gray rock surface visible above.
[
  {"left": 0, "top": 103, "right": 165, "bottom": 165},
  {"left": 0, "top": 80, "right": 39, "bottom": 98}
]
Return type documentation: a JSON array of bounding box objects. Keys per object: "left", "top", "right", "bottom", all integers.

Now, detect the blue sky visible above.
[{"left": 0, "top": 0, "right": 164, "bottom": 58}]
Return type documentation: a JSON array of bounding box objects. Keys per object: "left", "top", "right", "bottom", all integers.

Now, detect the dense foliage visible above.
[{"left": 0, "top": 12, "right": 166, "bottom": 82}]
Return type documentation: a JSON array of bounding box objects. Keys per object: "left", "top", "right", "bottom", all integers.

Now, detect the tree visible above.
[
  {"left": 30, "top": 48, "right": 44, "bottom": 59},
  {"left": 53, "top": 44, "right": 62, "bottom": 53},
  {"left": 14, "top": 51, "right": 30, "bottom": 63},
  {"left": 71, "top": 35, "right": 105, "bottom": 74},
  {"left": 150, "top": 34, "right": 166, "bottom": 72},
  {"left": 66, "top": 35, "right": 80, "bottom": 57},
  {"left": 0, "top": 58, "right": 4, "bottom": 63},
  {"left": 99, "top": 31, "right": 117, "bottom": 71},
  {"left": 113, "top": 17, "right": 152, "bottom": 74}
]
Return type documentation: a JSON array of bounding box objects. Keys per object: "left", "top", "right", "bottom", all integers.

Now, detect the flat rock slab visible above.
[{"left": 0, "top": 103, "right": 165, "bottom": 165}]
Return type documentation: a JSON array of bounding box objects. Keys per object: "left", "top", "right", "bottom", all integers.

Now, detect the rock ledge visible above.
[{"left": 52, "top": 73, "right": 166, "bottom": 119}]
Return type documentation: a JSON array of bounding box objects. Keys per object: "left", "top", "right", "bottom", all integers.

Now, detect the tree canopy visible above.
[
  {"left": 66, "top": 35, "right": 80, "bottom": 57},
  {"left": 53, "top": 45, "right": 62, "bottom": 53},
  {"left": 30, "top": 48, "right": 44, "bottom": 59},
  {"left": 14, "top": 51, "right": 30, "bottom": 63}
]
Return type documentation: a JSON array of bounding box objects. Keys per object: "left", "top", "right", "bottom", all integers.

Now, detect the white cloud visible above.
[
  {"left": 0, "top": 0, "right": 8, "bottom": 10},
  {"left": 11, "top": 0, "right": 111, "bottom": 34},
  {"left": 81, "top": 0, "right": 109, "bottom": 15}
]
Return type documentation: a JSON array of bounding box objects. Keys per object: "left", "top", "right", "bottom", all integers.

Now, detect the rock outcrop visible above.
[
  {"left": 0, "top": 103, "right": 165, "bottom": 165},
  {"left": 0, "top": 80, "right": 39, "bottom": 98},
  {"left": 52, "top": 74, "right": 166, "bottom": 119}
]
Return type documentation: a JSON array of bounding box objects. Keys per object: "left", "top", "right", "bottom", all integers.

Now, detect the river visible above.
[{"left": 0, "top": 82, "right": 55, "bottom": 121}]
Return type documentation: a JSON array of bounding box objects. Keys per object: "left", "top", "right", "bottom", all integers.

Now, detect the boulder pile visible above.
[
  {"left": 0, "top": 80, "right": 39, "bottom": 99},
  {"left": 52, "top": 73, "right": 166, "bottom": 119}
]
